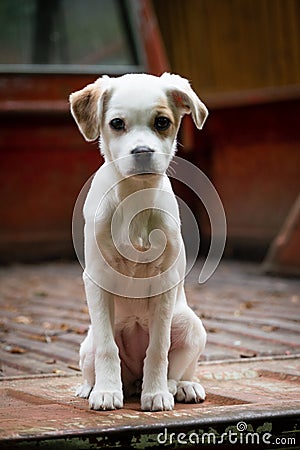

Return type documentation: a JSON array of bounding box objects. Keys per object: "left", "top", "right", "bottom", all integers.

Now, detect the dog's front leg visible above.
[
  {"left": 83, "top": 272, "right": 123, "bottom": 410},
  {"left": 141, "top": 290, "right": 176, "bottom": 411}
]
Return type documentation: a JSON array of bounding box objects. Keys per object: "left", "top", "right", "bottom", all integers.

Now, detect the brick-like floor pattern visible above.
[{"left": 0, "top": 260, "right": 299, "bottom": 377}]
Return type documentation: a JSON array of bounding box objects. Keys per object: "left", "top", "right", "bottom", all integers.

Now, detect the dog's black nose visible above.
[{"left": 131, "top": 146, "right": 154, "bottom": 155}]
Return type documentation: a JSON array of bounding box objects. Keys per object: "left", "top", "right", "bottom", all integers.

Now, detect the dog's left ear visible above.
[
  {"left": 69, "top": 76, "right": 110, "bottom": 141},
  {"left": 161, "top": 73, "right": 208, "bottom": 129}
]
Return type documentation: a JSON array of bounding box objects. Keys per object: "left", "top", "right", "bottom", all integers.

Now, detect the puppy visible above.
[{"left": 70, "top": 73, "right": 208, "bottom": 411}]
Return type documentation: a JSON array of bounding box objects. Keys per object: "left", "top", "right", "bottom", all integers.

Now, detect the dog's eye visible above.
[
  {"left": 154, "top": 116, "right": 171, "bottom": 131},
  {"left": 110, "top": 118, "right": 125, "bottom": 131}
]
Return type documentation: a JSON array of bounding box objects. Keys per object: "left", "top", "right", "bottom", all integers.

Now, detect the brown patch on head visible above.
[
  {"left": 69, "top": 78, "right": 107, "bottom": 141},
  {"left": 153, "top": 97, "right": 179, "bottom": 139},
  {"left": 160, "top": 73, "right": 208, "bottom": 129},
  {"left": 168, "top": 89, "right": 208, "bottom": 129},
  {"left": 162, "top": 96, "right": 182, "bottom": 131}
]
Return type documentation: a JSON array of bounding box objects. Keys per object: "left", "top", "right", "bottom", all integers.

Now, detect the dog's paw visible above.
[
  {"left": 75, "top": 382, "right": 93, "bottom": 399},
  {"left": 89, "top": 390, "right": 123, "bottom": 410},
  {"left": 167, "top": 379, "right": 177, "bottom": 396},
  {"left": 141, "top": 391, "right": 174, "bottom": 411},
  {"left": 176, "top": 381, "right": 205, "bottom": 403}
]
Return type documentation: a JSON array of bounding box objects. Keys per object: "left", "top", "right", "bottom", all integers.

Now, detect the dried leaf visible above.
[
  {"left": 26, "top": 333, "right": 48, "bottom": 343},
  {"left": 58, "top": 324, "right": 88, "bottom": 335},
  {"left": 67, "top": 364, "right": 81, "bottom": 372},
  {"left": 4, "top": 345, "right": 26, "bottom": 354},
  {"left": 0, "top": 320, "right": 8, "bottom": 332},
  {"left": 52, "top": 369, "right": 65, "bottom": 375},
  {"left": 242, "top": 301, "right": 254, "bottom": 309},
  {"left": 42, "top": 322, "right": 61, "bottom": 332},
  {"left": 45, "top": 359, "right": 56, "bottom": 365},
  {"left": 45, "top": 334, "right": 53, "bottom": 344},
  {"left": 207, "top": 327, "right": 218, "bottom": 333},
  {"left": 200, "top": 313, "right": 212, "bottom": 320},
  {"left": 14, "top": 315, "right": 33, "bottom": 325},
  {"left": 72, "top": 326, "right": 89, "bottom": 335},
  {"left": 240, "top": 352, "right": 257, "bottom": 358},
  {"left": 34, "top": 290, "right": 48, "bottom": 297},
  {"left": 261, "top": 325, "right": 279, "bottom": 333}
]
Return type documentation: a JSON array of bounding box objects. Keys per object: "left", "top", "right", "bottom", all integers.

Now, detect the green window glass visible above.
[{"left": 0, "top": 0, "right": 143, "bottom": 73}]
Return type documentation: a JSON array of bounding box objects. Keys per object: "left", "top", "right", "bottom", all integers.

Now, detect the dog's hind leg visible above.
[
  {"left": 76, "top": 327, "right": 95, "bottom": 398},
  {"left": 168, "top": 305, "right": 207, "bottom": 403}
]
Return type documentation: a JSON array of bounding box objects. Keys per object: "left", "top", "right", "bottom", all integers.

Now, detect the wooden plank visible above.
[
  {"left": 1, "top": 261, "right": 300, "bottom": 377},
  {"left": 153, "top": 0, "right": 300, "bottom": 96}
]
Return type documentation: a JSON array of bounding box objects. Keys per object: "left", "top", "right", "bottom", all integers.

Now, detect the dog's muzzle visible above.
[{"left": 131, "top": 146, "right": 155, "bottom": 174}]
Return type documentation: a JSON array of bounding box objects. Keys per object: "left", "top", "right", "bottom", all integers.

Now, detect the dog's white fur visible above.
[{"left": 70, "top": 73, "right": 208, "bottom": 411}]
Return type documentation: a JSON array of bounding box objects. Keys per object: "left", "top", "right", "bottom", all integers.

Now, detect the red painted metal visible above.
[
  {"left": 0, "top": 357, "right": 299, "bottom": 448},
  {"left": 0, "top": 112, "right": 101, "bottom": 261},
  {"left": 137, "top": 0, "right": 170, "bottom": 74}
]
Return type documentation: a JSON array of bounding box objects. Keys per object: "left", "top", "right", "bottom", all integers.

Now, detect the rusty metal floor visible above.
[{"left": 0, "top": 260, "right": 299, "bottom": 448}]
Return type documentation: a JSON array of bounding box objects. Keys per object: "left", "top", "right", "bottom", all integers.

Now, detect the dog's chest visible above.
[
  {"left": 128, "top": 209, "right": 154, "bottom": 249},
  {"left": 112, "top": 208, "right": 166, "bottom": 277}
]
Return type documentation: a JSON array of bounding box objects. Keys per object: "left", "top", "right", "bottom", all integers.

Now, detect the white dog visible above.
[{"left": 70, "top": 73, "right": 208, "bottom": 411}]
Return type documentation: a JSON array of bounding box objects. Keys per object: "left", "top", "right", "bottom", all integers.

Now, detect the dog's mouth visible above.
[
  {"left": 129, "top": 163, "right": 164, "bottom": 176},
  {"left": 131, "top": 146, "right": 154, "bottom": 156},
  {"left": 130, "top": 148, "right": 159, "bottom": 175}
]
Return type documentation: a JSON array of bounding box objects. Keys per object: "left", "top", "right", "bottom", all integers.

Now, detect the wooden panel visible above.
[
  {"left": 153, "top": 0, "right": 300, "bottom": 95},
  {"left": 263, "top": 194, "right": 300, "bottom": 276},
  {"left": 153, "top": 0, "right": 300, "bottom": 258},
  {"left": 194, "top": 100, "right": 300, "bottom": 258}
]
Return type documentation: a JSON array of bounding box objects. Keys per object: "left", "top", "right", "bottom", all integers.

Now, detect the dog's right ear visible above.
[{"left": 69, "top": 76, "right": 110, "bottom": 142}]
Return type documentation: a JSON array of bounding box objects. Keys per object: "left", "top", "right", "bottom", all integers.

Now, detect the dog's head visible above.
[{"left": 70, "top": 73, "right": 208, "bottom": 177}]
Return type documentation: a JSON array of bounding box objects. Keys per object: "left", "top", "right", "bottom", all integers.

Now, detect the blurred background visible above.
[{"left": 0, "top": 0, "right": 299, "bottom": 275}]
